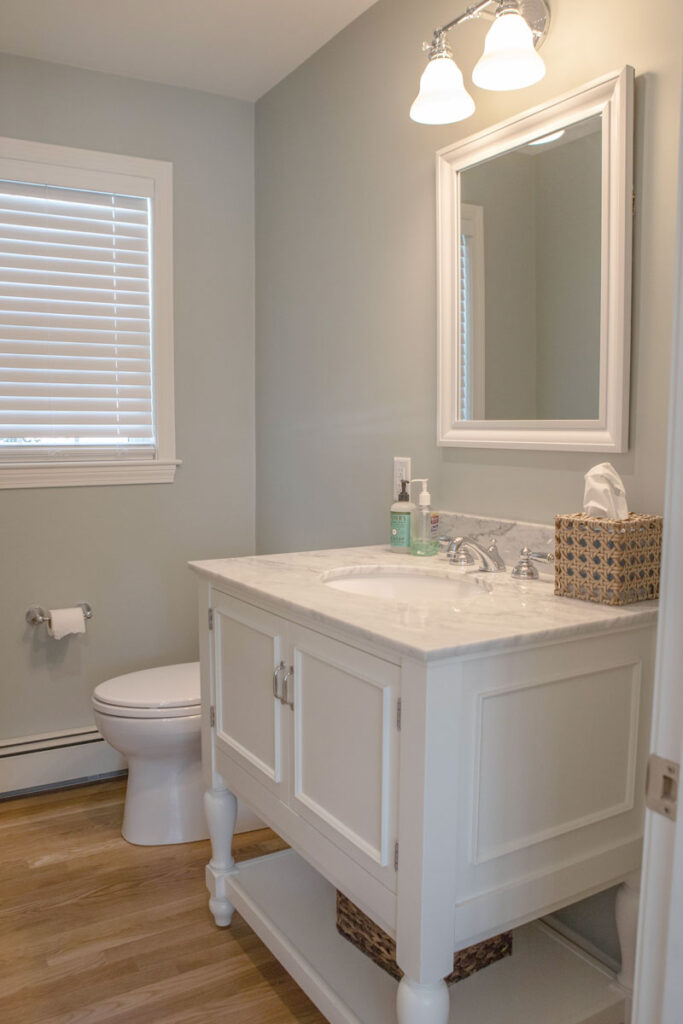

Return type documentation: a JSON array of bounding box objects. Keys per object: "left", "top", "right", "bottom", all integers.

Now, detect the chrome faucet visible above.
[{"left": 446, "top": 536, "right": 505, "bottom": 573}]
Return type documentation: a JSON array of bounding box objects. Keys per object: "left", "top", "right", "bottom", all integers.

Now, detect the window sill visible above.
[{"left": 0, "top": 459, "right": 180, "bottom": 489}]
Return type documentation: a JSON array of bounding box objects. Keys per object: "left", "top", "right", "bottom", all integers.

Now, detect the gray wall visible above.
[
  {"left": 254, "top": 0, "right": 682, "bottom": 963},
  {"left": 461, "top": 132, "right": 601, "bottom": 421},
  {"left": 535, "top": 131, "right": 602, "bottom": 419},
  {"left": 0, "top": 55, "right": 255, "bottom": 741},
  {"left": 255, "top": 0, "right": 682, "bottom": 552}
]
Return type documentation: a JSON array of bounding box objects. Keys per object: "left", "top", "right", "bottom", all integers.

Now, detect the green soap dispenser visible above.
[
  {"left": 390, "top": 479, "right": 414, "bottom": 551},
  {"left": 410, "top": 479, "right": 440, "bottom": 556}
]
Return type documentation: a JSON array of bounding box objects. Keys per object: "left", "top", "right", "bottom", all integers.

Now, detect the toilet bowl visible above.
[{"left": 92, "top": 662, "right": 209, "bottom": 846}]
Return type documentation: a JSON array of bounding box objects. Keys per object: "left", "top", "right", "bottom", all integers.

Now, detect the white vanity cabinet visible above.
[
  {"left": 210, "top": 589, "right": 401, "bottom": 897},
  {"left": 192, "top": 548, "right": 658, "bottom": 1024}
]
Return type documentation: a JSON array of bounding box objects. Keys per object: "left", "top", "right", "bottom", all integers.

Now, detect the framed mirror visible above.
[{"left": 436, "top": 67, "right": 634, "bottom": 451}]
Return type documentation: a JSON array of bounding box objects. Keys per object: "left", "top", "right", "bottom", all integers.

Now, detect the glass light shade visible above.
[
  {"left": 472, "top": 10, "right": 546, "bottom": 92},
  {"left": 410, "top": 55, "right": 475, "bottom": 125},
  {"left": 528, "top": 128, "right": 566, "bottom": 146}
]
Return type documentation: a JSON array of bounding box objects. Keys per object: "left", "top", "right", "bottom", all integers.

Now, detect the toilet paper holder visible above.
[{"left": 25, "top": 603, "right": 93, "bottom": 627}]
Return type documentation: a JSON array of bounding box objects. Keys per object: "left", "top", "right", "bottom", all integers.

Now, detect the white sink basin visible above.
[{"left": 322, "top": 566, "right": 484, "bottom": 602}]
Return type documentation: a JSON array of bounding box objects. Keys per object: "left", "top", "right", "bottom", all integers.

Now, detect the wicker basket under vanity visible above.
[
  {"left": 554, "top": 512, "right": 663, "bottom": 605},
  {"left": 336, "top": 890, "right": 512, "bottom": 984}
]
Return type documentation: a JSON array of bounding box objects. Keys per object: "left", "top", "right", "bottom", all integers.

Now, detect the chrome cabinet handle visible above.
[
  {"left": 282, "top": 665, "right": 295, "bottom": 708},
  {"left": 273, "top": 661, "right": 285, "bottom": 702}
]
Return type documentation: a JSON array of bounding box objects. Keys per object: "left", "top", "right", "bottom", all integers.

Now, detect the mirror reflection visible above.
[{"left": 458, "top": 114, "right": 602, "bottom": 421}]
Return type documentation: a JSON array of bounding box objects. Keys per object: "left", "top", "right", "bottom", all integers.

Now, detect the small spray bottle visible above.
[{"left": 410, "top": 479, "right": 439, "bottom": 556}]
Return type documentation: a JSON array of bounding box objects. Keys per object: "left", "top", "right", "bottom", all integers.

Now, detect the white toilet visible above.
[{"left": 92, "top": 662, "right": 209, "bottom": 846}]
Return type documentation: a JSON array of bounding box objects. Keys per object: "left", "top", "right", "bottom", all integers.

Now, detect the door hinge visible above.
[
  {"left": 209, "top": 705, "right": 216, "bottom": 728},
  {"left": 396, "top": 698, "right": 402, "bottom": 731},
  {"left": 632, "top": 191, "right": 636, "bottom": 216},
  {"left": 646, "top": 754, "right": 679, "bottom": 821},
  {"left": 394, "top": 841, "right": 399, "bottom": 871},
  {"left": 208, "top": 608, "right": 214, "bottom": 631}
]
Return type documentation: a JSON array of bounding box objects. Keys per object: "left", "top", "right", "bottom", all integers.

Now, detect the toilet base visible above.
[{"left": 122, "top": 753, "right": 209, "bottom": 846}]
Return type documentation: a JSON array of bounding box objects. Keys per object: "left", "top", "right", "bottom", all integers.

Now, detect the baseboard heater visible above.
[
  {"left": 0, "top": 727, "right": 262, "bottom": 833},
  {"left": 0, "top": 726, "right": 105, "bottom": 759},
  {"left": 0, "top": 726, "right": 126, "bottom": 795}
]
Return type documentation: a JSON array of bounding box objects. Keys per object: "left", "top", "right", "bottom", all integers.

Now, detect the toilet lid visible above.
[{"left": 93, "top": 662, "right": 200, "bottom": 710}]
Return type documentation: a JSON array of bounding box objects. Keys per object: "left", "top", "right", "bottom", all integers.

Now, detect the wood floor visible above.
[{"left": 0, "top": 779, "right": 327, "bottom": 1024}]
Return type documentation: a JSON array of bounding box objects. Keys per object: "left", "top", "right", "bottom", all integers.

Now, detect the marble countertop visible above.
[{"left": 189, "top": 546, "right": 658, "bottom": 662}]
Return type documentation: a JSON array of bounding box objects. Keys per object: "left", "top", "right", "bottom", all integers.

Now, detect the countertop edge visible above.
[{"left": 189, "top": 559, "right": 658, "bottom": 663}]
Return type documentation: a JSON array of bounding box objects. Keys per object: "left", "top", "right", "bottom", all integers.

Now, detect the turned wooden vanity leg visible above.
[
  {"left": 204, "top": 780, "right": 238, "bottom": 927},
  {"left": 615, "top": 869, "right": 641, "bottom": 1008},
  {"left": 397, "top": 974, "right": 450, "bottom": 1024},
  {"left": 396, "top": 977, "right": 449, "bottom": 1024}
]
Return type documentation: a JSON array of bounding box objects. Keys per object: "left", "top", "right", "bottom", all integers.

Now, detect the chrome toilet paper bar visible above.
[{"left": 25, "top": 603, "right": 93, "bottom": 627}]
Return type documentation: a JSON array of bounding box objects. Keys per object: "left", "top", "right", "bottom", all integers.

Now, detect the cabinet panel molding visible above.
[
  {"left": 291, "top": 626, "right": 400, "bottom": 876},
  {"left": 212, "top": 593, "right": 288, "bottom": 802},
  {"left": 473, "top": 660, "right": 641, "bottom": 863}
]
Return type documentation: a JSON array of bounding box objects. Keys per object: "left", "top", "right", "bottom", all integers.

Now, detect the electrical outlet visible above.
[{"left": 392, "top": 457, "right": 412, "bottom": 502}]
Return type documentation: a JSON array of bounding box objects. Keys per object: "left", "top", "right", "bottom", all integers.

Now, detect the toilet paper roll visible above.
[{"left": 47, "top": 607, "right": 86, "bottom": 640}]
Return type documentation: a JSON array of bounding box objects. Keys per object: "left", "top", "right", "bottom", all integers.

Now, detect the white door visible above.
[
  {"left": 631, "top": 79, "right": 683, "bottom": 1024},
  {"left": 288, "top": 624, "right": 401, "bottom": 887},
  {"left": 211, "top": 591, "right": 289, "bottom": 803}
]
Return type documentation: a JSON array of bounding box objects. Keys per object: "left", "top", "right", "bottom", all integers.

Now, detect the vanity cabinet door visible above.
[
  {"left": 288, "top": 624, "right": 400, "bottom": 886},
  {"left": 211, "top": 591, "right": 288, "bottom": 804}
]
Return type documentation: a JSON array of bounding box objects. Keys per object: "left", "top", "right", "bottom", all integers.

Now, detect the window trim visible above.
[{"left": 0, "top": 136, "right": 178, "bottom": 489}]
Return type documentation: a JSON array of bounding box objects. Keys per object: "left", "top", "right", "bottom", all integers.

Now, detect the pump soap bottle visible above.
[
  {"left": 410, "top": 479, "right": 439, "bottom": 556},
  {"left": 390, "top": 479, "right": 414, "bottom": 552}
]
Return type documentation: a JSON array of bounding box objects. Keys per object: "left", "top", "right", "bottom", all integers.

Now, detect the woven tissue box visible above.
[
  {"left": 336, "top": 890, "right": 512, "bottom": 984},
  {"left": 554, "top": 513, "right": 663, "bottom": 605}
]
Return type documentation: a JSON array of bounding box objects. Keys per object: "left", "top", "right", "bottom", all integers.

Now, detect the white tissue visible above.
[
  {"left": 583, "top": 462, "right": 629, "bottom": 520},
  {"left": 47, "top": 607, "right": 86, "bottom": 640}
]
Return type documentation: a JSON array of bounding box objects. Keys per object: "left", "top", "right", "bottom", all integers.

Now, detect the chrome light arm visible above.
[{"left": 425, "top": 0, "right": 550, "bottom": 59}]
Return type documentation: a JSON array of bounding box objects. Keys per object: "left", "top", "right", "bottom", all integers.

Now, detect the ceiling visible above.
[{"left": 0, "top": 0, "right": 379, "bottom": 102}]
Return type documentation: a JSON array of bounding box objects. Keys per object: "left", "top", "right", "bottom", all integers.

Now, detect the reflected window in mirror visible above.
[{"left": 460, "top": 204, "right": 485, "bottom": 420}]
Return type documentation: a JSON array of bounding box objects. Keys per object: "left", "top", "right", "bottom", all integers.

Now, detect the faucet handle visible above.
[
  {"left": 445, "top": 537, "right": 475, "bottom": 565},
  {"left": 511, "top": 546, "right": 555, "bottom": 579},
  {"left": 529, "top": 549, "right": 555, "bottom": 565}
]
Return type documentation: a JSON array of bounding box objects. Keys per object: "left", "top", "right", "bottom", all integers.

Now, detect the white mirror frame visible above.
[{"left": 437, "top": 66, "right": 634, "bottom": 451}]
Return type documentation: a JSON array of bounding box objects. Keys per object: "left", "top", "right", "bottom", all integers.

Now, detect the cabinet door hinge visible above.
[
  {"left": 209, "top": 705, "right": 216, "bottom": 728},
  {"left": 646, "top": 754, "right": 679, "bottom": 821},
  {"left": 394, "top": 841, "right": 399, "bottom": 871},
  {"left": 208, "top": 608, "right": 214, "bottom": 631},
  {"left": 396, "top": 698, "right": 402, "bottom": 731}
]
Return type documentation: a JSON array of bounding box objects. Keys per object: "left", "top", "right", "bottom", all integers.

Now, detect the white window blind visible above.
[
  {"left": 459, "top": 229, "right": 473, "bottom": 421},
  {"left": 0, "top": 179, "right": 154, "bottom": 455}
]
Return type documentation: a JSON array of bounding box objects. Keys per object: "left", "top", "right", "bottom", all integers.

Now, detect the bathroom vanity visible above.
[{"left": 191, "top": 545, "right": 657, "bottom": 1024}]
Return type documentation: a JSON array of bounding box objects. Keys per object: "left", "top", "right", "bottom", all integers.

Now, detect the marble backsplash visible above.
[{"left": 436, "top": 512, "right": 555, "bottom": 572}]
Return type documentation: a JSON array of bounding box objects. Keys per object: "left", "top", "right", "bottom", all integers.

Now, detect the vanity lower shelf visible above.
[{"left": 223, "top": 848, "right": 625, "bottom": 1024}]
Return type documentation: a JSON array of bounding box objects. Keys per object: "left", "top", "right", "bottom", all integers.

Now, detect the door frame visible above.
[{"left": 631, "top": 75, "right": 683, "bottom": 1024}]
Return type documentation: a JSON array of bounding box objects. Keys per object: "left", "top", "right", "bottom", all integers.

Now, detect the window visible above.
[
  {"left": 459, "top": 204, "right": 485, "bottom": 421},
  {"left": 0, "top": 137, "right": 176, "bottom": 488}
]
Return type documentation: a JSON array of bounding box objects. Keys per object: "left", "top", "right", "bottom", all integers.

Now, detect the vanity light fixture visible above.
[{"left": 410, "top": 0, "right": 550, "bottom": 125}]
